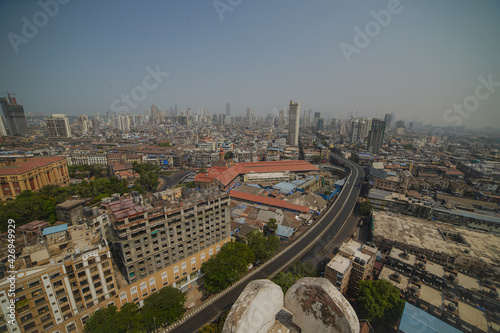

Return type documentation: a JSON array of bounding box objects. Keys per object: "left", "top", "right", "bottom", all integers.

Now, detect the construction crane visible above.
[{"left": 1, "top": 91, "right": 17, "bottom": 105}]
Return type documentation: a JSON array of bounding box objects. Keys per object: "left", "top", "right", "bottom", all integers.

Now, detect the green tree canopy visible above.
[
  {"left": 142, "top": 286, "right": 186, "bottom": 330},
  {"left": 201, "top": 242, "right": 255, "bottom": 294},
  {"left": 359, "top": 200, "right": 373, "bottom": 217},
  {"left": 272, "top": 261, "right": 317, "bottom": 293},
  {"left": 311, "top": 155, "right": 322, "bottom": 164},
  {"left": 266, "top": 218, "right": 278, "bottom": 232},
  {"left": 357, "top": 280, "right": 405, "bottom": 326},
  {"left": 246, "top": 230, "right": 279, "bottom": 264},
  {"left": 224, "top": 151, "right": 233, "bottom": 160}
]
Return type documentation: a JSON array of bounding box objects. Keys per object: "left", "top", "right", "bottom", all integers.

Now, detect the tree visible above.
[
  {"left": 201, "top": 242, "right": 255, "bottom": 293},
  {"left": 266, "top": 218, "right": 277, "bottom": 232},
  {"left": 224, "top": 151, "right": 233, "bottom": 160},
  {"left": 357, "top": 280, "right": 405, "bottom": 326},
  {"left": 246, "top": 230, "right": 279, "bottom": 264},
  {"left": 199, "top": 167, "right": 207, "bottom": 174},
  {"left": 359, "top": 200, "right": 373, "bottom": 217},
  {"left": 311, "top": 155, "right": 322, "bottom": 164},
  {"left": 142, "top": 286, "right": 186, "bottom": 330},
  {"left": 272, "top": 261, "right": 317, "bottom": 293},
  {"left": 116, "top": 302, "right": 143, "bottom": 333},
  {"left": 158, "top": 141, "right": 171, "bottom": 147},
  {"left": 84, "top": 305, "right": 122, "bottom": 333},
  {"left": 289, "top": 261, "right": 317, "bottom": 277}
]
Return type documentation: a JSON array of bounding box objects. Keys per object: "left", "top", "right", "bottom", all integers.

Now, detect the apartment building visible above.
[
  {"left": 105, "top": 189, "right": 231, "bottom": 285},
  {"left": 0, "top": 222, "right": 117, "bottom": 333},
  {"left": 0, "top": 157, "right": 70, "bottom": 201},
  {"left": 65, "top": 154, "right": 107, "bottom": 166},
  {"left": 325, "top": 239, "right": 377, "bottom": 296}
]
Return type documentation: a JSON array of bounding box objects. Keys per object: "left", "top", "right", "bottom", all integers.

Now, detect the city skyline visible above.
[{"left": 1, "top": 0, "right": 500, "bottom": 128}]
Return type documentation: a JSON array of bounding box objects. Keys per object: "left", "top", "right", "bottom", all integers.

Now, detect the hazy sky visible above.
[{"left": 1, "top": 0, "right": 499, "bottom": 128}]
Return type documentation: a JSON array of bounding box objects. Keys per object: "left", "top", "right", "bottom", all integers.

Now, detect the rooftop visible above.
[
  {"left": 373, "top": 211, "right": 500, "bottom": 265},
  {"left": 0, "top": 156, "right": 65, "bottom": 175},
  {"left": 327, "top": 255, "right": 352, "bottom": 274}
]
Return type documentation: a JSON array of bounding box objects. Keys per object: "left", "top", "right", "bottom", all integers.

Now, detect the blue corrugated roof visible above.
[
  {"left": 399, "top": 303, "right": 461, "bottom": 333},
  {"left": 43, "top": 224, "right": 68, "bottom": 236},
  {"left": 276, "top": 225, "right": 294, "bottom": 238},
  {"left": 273, "top": 182, "right": 297, "bottom": 193}
]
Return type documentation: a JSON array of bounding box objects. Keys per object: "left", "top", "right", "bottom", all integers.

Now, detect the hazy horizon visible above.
[{"left": 1, "top": 0, "right": 499, "bottom": 128}]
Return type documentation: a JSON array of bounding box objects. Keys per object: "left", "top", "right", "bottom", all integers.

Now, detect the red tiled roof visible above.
[
  {"left": 218, "top": 160, "right": 318, "bottom": 187},
  {"left": 230, "top": 190, "right": 309, "bottom": 213},
  {"left": 0, "top": 156, "right": 65, "bottom": 175}
]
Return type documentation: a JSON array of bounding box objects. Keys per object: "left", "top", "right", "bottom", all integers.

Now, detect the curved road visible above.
[
  {"left": 167, "top": 155, "right": 364, "bottom": 333},
  {"left": 158, "top": 171, "right": 193, "bottom": 191}
]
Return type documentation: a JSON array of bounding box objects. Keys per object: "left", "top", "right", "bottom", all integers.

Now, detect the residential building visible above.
[
  {"left": 105, "top": 189, "right": 231, "bottom": 285},
  {"left": 77, "top": 115, "right": 89, "bottom": 133},
  {"left": 46, "top": 114, "right": 72, "bottom": 138},
  {"left": 325, "top": 239, "right": 377, "bottom": 296},
  {"left": 0, "top": 222, "right": 117, "bottom": 333}
]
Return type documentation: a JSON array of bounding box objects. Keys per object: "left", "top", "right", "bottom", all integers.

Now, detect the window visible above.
[
  {"left": 201, "top": 252, "right": 206, "bottom": 263},
  {"left": 23, "top": 322, "right": 36, "bottom": 331},
  {"left": 27, "top": 280, "right": 40, "bottom": 289},
  {"left": 119, "top": 292, "right": 128, "bottom": 305},
  {"left": 209, "top": 249, "right": 214, "bottom": 257},
  {"left": 81, "top": 315, "right": 90, "bottom": 326},
  {"left": 20, "top": 314, "right": 32, "bottom": 323},
  {"left": 161, "top": 271, "right": 168, "bottom": 286},
  {"left": 191, "top": 257, "right": 197, "bottom": 270},
  {"left": 38, "top": 305, "right": 49, "bottom": 315},
  {"left": 32, "top": 289, "right": 44, "bottom": 298},
  {"left": 140, "top": 282, "right": 148, "bottom": 297}
]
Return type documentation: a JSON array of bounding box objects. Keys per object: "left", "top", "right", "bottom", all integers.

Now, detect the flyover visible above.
[{"left": 166, "top": 154, "right": 364, "bottom": 333}]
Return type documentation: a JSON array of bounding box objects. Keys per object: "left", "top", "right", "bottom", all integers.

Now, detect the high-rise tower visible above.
[
  {"left": 0, "top": 93, "right": 28, "bottom": 135},
  {"left": 288, "top": 100, "right": 300, "bottom": 146},
  {"left": 367, "top": 119, "right": 386, "bottom": 153}
]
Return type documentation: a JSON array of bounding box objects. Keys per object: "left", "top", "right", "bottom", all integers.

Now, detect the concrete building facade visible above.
[
  {"left": 106, "top": 191, "right": 231, "bottom": 285},
  {"left": 0, "top": 157, "right": 70, "bottom": 201}
]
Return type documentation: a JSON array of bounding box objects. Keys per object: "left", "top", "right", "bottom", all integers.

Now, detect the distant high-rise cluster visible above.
[
  {"left": 288, "top": 100, "right": 300, "bottom": 146},
  {"left": 226, "top": 102, "right": 231, "bottom": 116}
]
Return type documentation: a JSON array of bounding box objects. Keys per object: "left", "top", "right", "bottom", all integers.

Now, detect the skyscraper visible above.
[
  {"left": 384, "top": 113, "right": 392, "bottom": 133},
  {"left": 0, "top": 95, "right": 28, "bottom": 136},
  {"left": 367, "top": 119, "right": 386, "bottom": 153},
  {"left": 0, "top": 115, "right": 7, "bottom": 137},
  {"left": 226, "top": 103, "right": 231, "bottom": 116},
  {"left": 314, "top": 112, "right": 321, "bottom": 128},
  {"left": 317, "top": 118, "right": 324, "bottom": 131},
  {"left": 351, "top": 119, "right": 362, "bottom": 143},
  {"left": 46, "top": 114, "right": 72, "bottom": 138},
  {"left": 288, "top": 100, "right": 300, "bottom": 146},
  {"left": 278, "top": 109, "right": 285, "bottom": 132},
  {"left": 151, "top": 104, "right": 159, "bottom": 123},
  {"left": 78, "top": 115, "right": 89, "bottom": 132}
]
